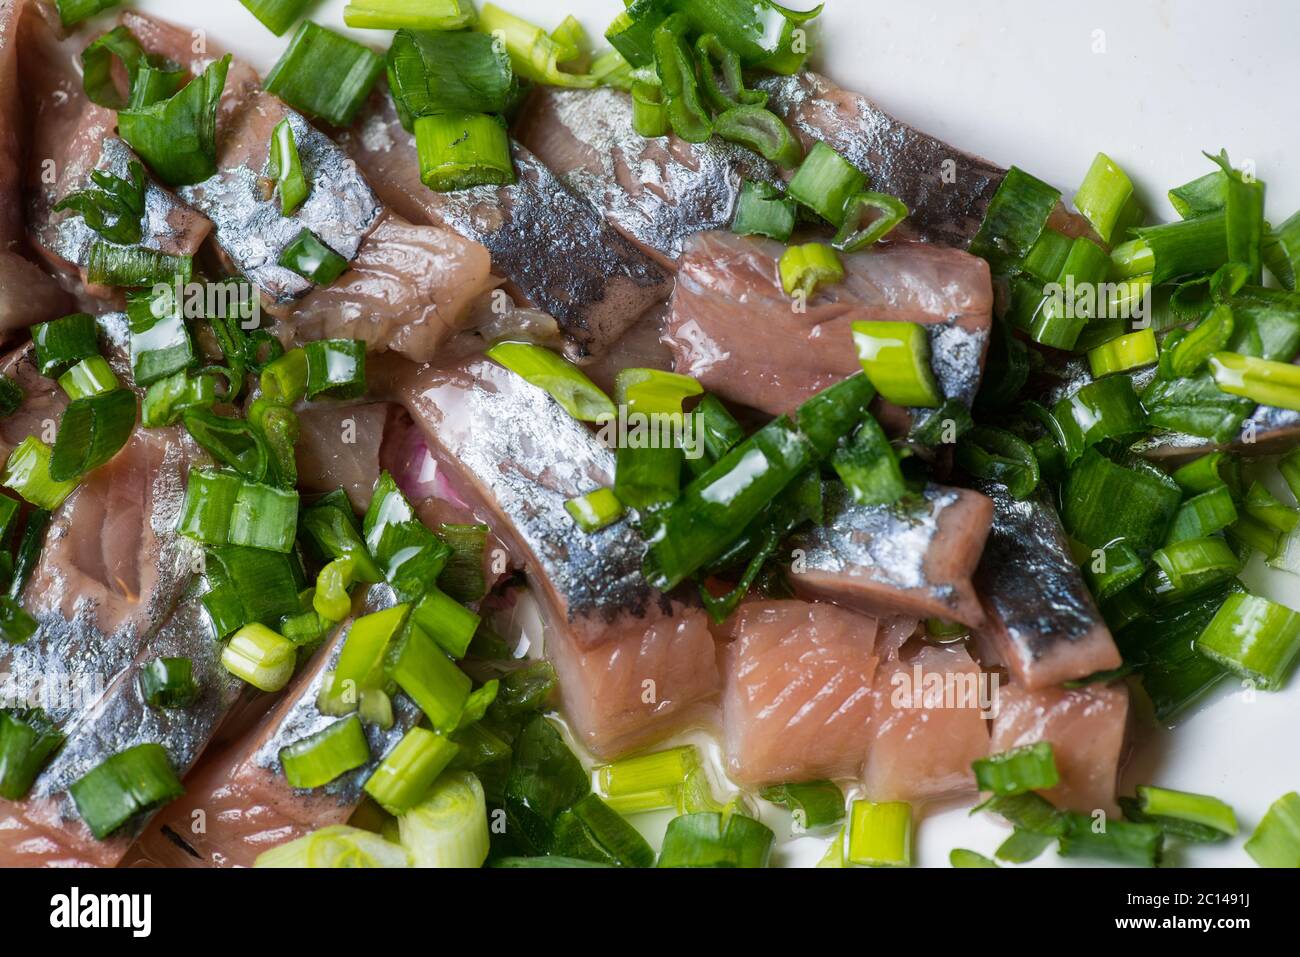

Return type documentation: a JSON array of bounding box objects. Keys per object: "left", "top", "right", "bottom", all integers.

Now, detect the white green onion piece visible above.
[
  {"left": 397, "top": 770, "right": 490, "bottom": 868},
  {"left": 221, "top": 623, "right": 297, "bottom": 692}
]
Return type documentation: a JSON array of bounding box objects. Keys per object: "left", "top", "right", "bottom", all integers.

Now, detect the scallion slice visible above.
[
  {"left": 1244, "top": 792, "right": 1300, "bottom": 867},
  {"left": 411, "top": 587, "right": 480, "bottom": 660},
  {"left": 787, "top": 142, "right": 867, "bottom": 227},
  {"left": 268, "top": 119, "right": 309, "bottom": 216},
  {"left": 651, "top": 14, "right": 711, "bottom": 143},
  {"left": 656, "top": 811, "right": 775, "bottom": 868},
  {"left": 970, "top": 166, "right": 1060, "bottom": 275},
  {"left": 364, "top": 474, "right": 452, "bottom": 601},
  {"left": 713, "top": 106, "right": 802, "bottom": 169},
  {"left": 313, "top": 557, "right": 355, "bottom": 623},
  {"left": 281, "top": 716, "right": 371, "bottom": 789},
  {"left": 55, "top": 0, "right": 120, "bottom": 28},
  {"left": 565, "top": 488, "right": 626, "bottom": 533},
  {"left": 54, "top": 160, "right": 147, "bottom": 246},
  {"left": 1263, "top": 211, "right": 1300, "bottom": 291},
  {"left": 414, "top": 111, "right": 515, "bottom": 192},
  {"left": 32, "top": 313, "right": 99, "bottom": 378},
  {"left": 833, "top": 191, "right": 909, "bottom": 251},
  {"left": 1087, "top": 328, "right": 1158, "bottom": 377},
  {"left": 0, "top": 597, "right": 38, "bottom": 646},
  {"left": 86, "top": 242, "right": 192, "bottom": 289},
  {"left": 386, "top": 29, "right": 514, "bottom": 126},
  {"left": 278, "top": 229, "right": 350, "bottom": 286},
  {"left": 1, "top": 438, "right": 79, "bottom": 510},
  {"left": 831, "top": 413, "right": 906, "bottom": 506},
  {"left": 1051, "top": 376, "right": 1146, "bottom": 467},
  {"left": 126, "top": 288, "right": 196, "bottom": 386},
  {"left": 475, "top": 3, "right": 597, "bottom": 89},
  {"left": 68, "top": 743, "right": 184, "bottom": 839},
  {"left": 950, "top": 848, "right": 999, "bottom": 868},
  {"left": 385, "top": 620, "right": 471, "bottom": 732},
  {"left": 1062, "top": 448, "right": 1182, "bottom": 553},
  {"left": 397, "top": 770, "right": 490, "bottom": 868},
  {"left": 779, "top": 242, "right": 844, "bottom": 298},
  {"left": 303, "top": 338, "right": 366, "bottom": 400},
  {"left": 1131, "top": 211, "right": 1231, "bottom": 284},
  {"left": 852, "top": 320, "right": 942, "bottom": 408},
  {"left": 605, "top": 0, "right": 673, "bottom": 67},
  {"left": 973, "top": 742, "right": 1060, "bottom": 796},
  {"left": 239, "top": 0, "right": 317, "bottom": 36},
  {"left": 552, "top": 793, "right": 655, "bottom": 867},
  {"left": 1244, "top": 481, "right": 1298, "bottom": 534},
  {"left": 847, "top": 800, "right": 911, "bottom": 867},
  {"left": 178, "top": 468, "right": 299, "bottom": 553},
  {"left": 57, "top": 356, "right": 119, "bottom": 400},
  {"left": 1209, "top": 351, "right": 1300, "bottom": 411},
  {"left": 597, "top": 746, "right": 699, "bottom": 797},
  {"left": 1135, "top": 785, "right": 1237, "bottom": 836},
  {"left": 222, "top": 622, "right": 298, "bottom": 692},
  {"left": 256, "top": 824, "right": 410, "bottom": 867},
  {"left": 731, "top": 179, "right": 796, "bottom": 242},
  {"left": 694, "top": 32, "right": 765, "bottom": 114},
  {"left": 139, "top": 657, "right": 198, "bottom": 709},
  {"left": 0, "top": 708, "right": 64, "bottom": 800},
  {"left": 1173, "top": 451, "right": 1240, "bottom": 497},
  {"left": 759, "top": 781, "right": 846, "bottom": 830},
  {"left": 321, "top": 604, "right": 408, "bottom": 714},
  {"left": 1167, "top": 486, "right": 1238, "bottom": 543},
  {"left": 264, "top": 23, "right": 383, "bottom": 127},
  {"left": 630, "top": 80, "right": 669, "bottom": 137},
  {"left": 1073, "top": 152, "right": 1142, "bottom": 245},
  {"left": 485, "top": 341, "right": 615, "bottom": 422},
  {"left": 1029, "top": 236, "right": 1110, "bottom": 350},
  {"left": 1057, "top": 811, "right": 1162, "bottom": 866},
  {"left": 118, "top": 55, "right": 231, "bottom": 188},
  {"left": 346, "top": 0, "right": 475, "bottom": 29},
  {"left": 1195, "top": 591, "right": 1300, "bottom": 689}
]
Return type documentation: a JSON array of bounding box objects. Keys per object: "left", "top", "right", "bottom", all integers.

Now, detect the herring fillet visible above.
[
  {"left": 514, "top": 86, "right": 776, "bottom": 267},
  {"left": 973, "top": 482, "right": 1122, "bottom": 689},
  {"left": 788, "top": 482, "right": 994, "bottom": 627},
  {"left": 666, "top": 231, "right": 992, "bottom": 417},
  {"left": 341, "top": 90, "right": 671, "bottom": 357}
]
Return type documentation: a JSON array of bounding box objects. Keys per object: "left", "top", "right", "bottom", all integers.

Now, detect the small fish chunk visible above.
[
  {"left": 974, "top": 482, "right": 1121, "bottom": 688},
  {"left": 294, "top": 401, "right": 393, "bottom": 513},
  {"left": 862, "top": 644, "right": 990, "bottom": 803},
  {"left": 990, "top": 682, "right": 1129, "bottom": 818},
  {"left": 720, "top": 600, "right": 880, "bottom": 786},
  {"left": 789, "top": 483, "right": 993, "bottom": 627},
  {"left": 666, "top": 231, "right": 992, "bottom": 417}
]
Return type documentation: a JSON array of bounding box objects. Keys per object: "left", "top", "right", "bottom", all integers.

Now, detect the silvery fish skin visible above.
[
  {"left": 972, "top": 481, "right": 1121, "bottom": 689},
  {"left": 123, "top": 586, "right": 418, "bottom": 868},
  {"left": 788, "top": 482, "right": 993, "bottom": 626},
  {"left": 341, "top": 91, "right": 671, "bottom": 357},
  {"left": 757, "top": 71, "right": 1006, "bottom": 248},
  {"left": 179, "top": 98, "right": 382, "bottom": 305},
  {"left": 514, "top": 86, "right": 776, "bottom": 267},
  {"left": 1, "top": 0, "right": 32, "bottom": 247}
]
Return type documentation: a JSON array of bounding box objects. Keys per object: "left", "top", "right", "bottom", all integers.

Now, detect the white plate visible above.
[{"left": 121, "top": 0, "right": 1300, "bottom": 867}]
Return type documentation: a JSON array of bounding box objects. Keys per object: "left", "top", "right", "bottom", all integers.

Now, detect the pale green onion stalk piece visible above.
[
  {"left": 1244, "top": 791, "right": 1300, "bottom": 867},
  {"left": 1137, "top": 785, "right": 1238, "bottom": 836},
  {"left": 779, "top": 242, "right": 844, "bottom": 298},
  {"left": 597, "top": 745, "right": 699, "bottom": 796},
  {"left": 397, "top": 770, "right": 490, "bottom": 868},
  {"left": 851, "top": 320, "right": 943, "bottom": 408},
  {"left": 1088, "top": 328, "right": 1158, "bottom": 378},
  {"left": 565, "top": 488, "right": 626, "bottom": 533},
  {"left": 847, "top": 800, "right": 912, "bottom": 867},
  {"left": 254, "top": 824, "right": 411, "bottom": 867},
  {"left": 221, "top": 623, "right": 297, "bottom": 692},
  {"left": 817, "top": 827, "right": 847, "bottom": 868}
]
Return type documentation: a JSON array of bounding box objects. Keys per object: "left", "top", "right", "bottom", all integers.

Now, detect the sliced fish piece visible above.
[
  {"left": 579, "top": 300, "right": 675, "bottom": 398},
  {"left": 862, "top": 644, "right": 990, "bottom": 802},
  {"left": 990, "top": 682, "right": 1129, "bottom": 818},
  {"left": 514, "top": 86, "right": 775, "bottom": 267},
  {"left": 720, "top": 600, "right": 879, "bottom": 786},
  {"left": 973, "top": 482, "right": 1121, "bottom": 689},
  {"left": 294, "top": 401, "right": 393, "bottom": 513},
  {"left": 19, "top": 11, "right": 211, "bottom": 295},
  {"left": 123, "top": 586, "right": 418, "bottom": 868},
  {"left": 0, "top": 0, "right": 31, "bottom": 248},
  {"left": 788, "top": 482, "right": 993, "bottom": 627},
  {"left": 125, "top": 12, "right": 382, "bottom": 305},
  {"left": 666, "top": 230, "right": 992, "bottom": 417},
  {"left": 341, "top": 90, "right": 671, "bottom": 356},
  {"left": 280, "top": 211, "right": 496, "bottom": 362},
  {"left": 0, "top": 251, "right": 71, "bottom": 340}
]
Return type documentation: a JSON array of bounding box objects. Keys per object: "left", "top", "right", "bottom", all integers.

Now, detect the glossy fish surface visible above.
[
  {"left": 789, "top": 482, "right": 994, "bottom": 627},
  {"left": 515, "top": 86, "right": 775, "bottom": 267},
  {"left": 972, "top": 482, "right": 1121, "bottom": 689},
  {"left": 342, "top": 91, "right": 671, "bottom": 356},
  {"left": 666, "top": 230, "right": 992, "bottom": 417}
]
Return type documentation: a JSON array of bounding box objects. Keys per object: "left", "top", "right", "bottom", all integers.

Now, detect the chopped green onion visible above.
[
  {"left": 1087, "top": 328, "right": 1158, "bottom": 377},
  {"left": 833, "top": 191, "right": 910, "bottom": 251},
  {"left": 322, "top": 604, "right": 408, "bottom": 713},
  {"left": 1169, "top": 303, "right": 1234, "bottom": 378},
  {"left": 605, "top": 787, "right": 680, "bottom": 816},
  {"left": 264, "top": 23, "right": 383, "bottom": 127},
  {"left": 386, "top": 29, "right": 514, "bottom": 125},
  {"left": 852, "top": 320, "right": 942, "bottom": 408},
  {"left": 550, "top": 14, "right": 589, "bottom": 63},
  {"left": 1052, "top": 377, "right": 1147, "bottom": 467},
  {"left": 1234, "top": 514, "right": 1282, "bottom": 558},
  {"left": 657, "top": 811, "right": 775, "bottom": 868},
  {"left": 597, "top": 746, "right": 698, "bottom": 796},
  {"left": 3, "top": 437, "right": 80, "bottom": 510},
  {"left": 49, "top": 389, "right": 136, "bottom": 483},
  {"left": 79, "top": 26, "right": 150, "bottom": 110},
  {"left": 950, "top": 848, "right": 999, "bottom": 868},
  {"left": 504, "top": 715, "right": 591, "bottom": 853},
  {"left": 240, "top": 0, "right": 317, "bottom": 35},
  {"left": 138, "top": 657, "right": 198, "bottom": 709},
  {"left": 411, "top": 587, "right": 480, "bottom": 660},
  {"left": 0, "top": 597, "right": 38, "bottom": 646},
  {"left": 222, "top": 622, "right": 298, "bottom": 692},
  {"left": 651, "top": 14, "right": 711, "bottom": 143},
  {"left": 779, "top": 242, "right": 844, "bottom": 298},
  {"left": 313, "top": 557, "right": 354, "bottom": 623},
  {"left": 256, "top": 824, "right": 409, "bottom": 867},
  {"left": 1264, "top": 211, "right": 1300, "bottom": 290},
  {"left": 68, "top": 743, "right": 184, "bottom": 839},
  {"left": 605, "top": 0, "right": 672, "bottom": 67},
  {"left": 363, "top": 474, "right": 452, "bottom": 600},
  {"left": 57, "top": 356, "right": 119, "bottom": 400},
  {"left": 552, "top": 793, "right": 655, "bottom": 867},
  {"left": 475, "top": 3, "right": 597, "bottom": 89},
  {"left": 1173, "top": 452, "right": 1240, "bottom": 497},
  {"left": 1169, "top": 170, "right": 1228, "bottom": 219},
  {"left": 8, "top": 509, "right": 51, "bottom": 601},
  {"left": 1147, "top": 537, "right": 1240, "bottom": 603},
  {"left": 690, "top": 393, "right": 745, "bottom": 474},
  {"left": 1209, "top": 351, "right": 1300, "bottom": 411},
  {"left": 86, "top": 243, "right": 192, "bottom": 289},
  {"left": 178, "top": 469, "right": 299, "bottom": 553},
  {"left": 759, "top": 781, "right": 845, "bottom": 830},
  {"left": 589, "top": 49, "right": 635, "bottom": 90},
  {"left": 345, "top": 0, "right": 476, "bottom": 29},
  {"left": 397, "top": 770, "right": 489, "bottom": 868},
  {"left": 202, "top": 545, "right": 305, "bottom": 637},
  {"left": 817, "top": 828, "right": 847, "bottom": 868},
  {"left": 713, "top": 106, "right": 802, "bottom": 169},
  {"left": 260, "top": 348, "right": 309, "bottom": 405},
  {"left": 1057, "top": 811, "right": 1162, "bottom": 866},
  {"left": 302, "top": 339, "right": 366, "bottom": 400},
  {"left": 126, "top": 288, "right": 196, "bottom": 386},
  {"left": 630, "top": 80, "right": 669, "bottom": 137},
  {"left": 1136, "top": 785, "right": 1237, "bottom": 836},
  {"left": 787, "top": 142, "right": 867, "bottom": 227},
  {"left": 281, "top": 716, "right": 370, "bottom": 789},
  {"left": 1131, "top": 212, "right": 1230, "bottom": 284},
  {"left": 731, "top": 179, "right": 796, "bottom": 242},
  {"left": 485, "top": 341, "right": 615, "bottom": 422},
  {"left": 566, "top": 488, "right": 626, "bottom": 532},
  {"left": 118, "top": 55, "right": 231, "bottom": 188},
  {"left": 1167, "top": 486, "right": 1238, "bottom": 544},
  {"left": 0, "top": 708, "right": 64, "bottom": 800},
  {"left": 1206, "top": 150, "right": 1265, "bottom": 281},
  {"left": 182, "top": 410, "right": 271, "bottom": 483},
  {"left": 1244, "top": 792, "right": 1300, "bottom": 867},
  {"left": 1028, "top": 237, "right": 1109, "bottom": 350},
  {"left": 1062, "top": 449, "right": 1182, "bottom": 553},
  {"left": 414, "top": 111, "right": 515, "bottom": 192},
  {"left": 1244, "top": 481, "right": 1298, "bottom": 534},
  {"left": 973, "top": 742, "right": 1060, "bottom": 796},
  {"left": 55, "top": 0, "right": 121, "bottom": 28},
  {"left": 128, "top": 62, "right": 187, "bottom": 110},
  {"left": 268, "top": 119, "right": 309, "bottom": 216},
  {"left": 675, "top": 0, "right": 822, "bottom": 74},
  {"left": 1073, "top": 152, "right": 1142, "bottom": 245},
  {"left": 278, "top": 229, "right": 350, "bottom": 286},
  {"left": 1021, "top": 228, "right": 1074, "bottom": 284},
  {"left": 363, "top": 726, "right": 458, "bottom": 813},
  {"left": 429, "top": 522, "right": 486, "bottom": 603},
  {"left": 694, "top": 33, "right": 766, "bottom": 114},
  {"left": 970, "top": 166, "right": 1061, "bottom": 275},
  {"left": 54, "top": 160, "right": 147, "bottom": 246},
  {"left": 847, "top": 800, "right": 911, "bottom": 867},
  {"left": 385, "top": 620, "right": 471, "bottom": 732},
  {"left": 32, "top": 313, "right": 99, "bottom": 378},
  {"left": 1195, "top": 591, "right": 1300, "bottom": 689},
  {"left": 831, "top": 413, "right": 905, "bottom": 506},
  {"left": 956, "top": 425, "right": 1040, "bottom": 500}
]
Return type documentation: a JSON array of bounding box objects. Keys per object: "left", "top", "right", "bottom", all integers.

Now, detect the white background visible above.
[{"left": 123, "top": 0, "right": 1300, "bottom": 867}]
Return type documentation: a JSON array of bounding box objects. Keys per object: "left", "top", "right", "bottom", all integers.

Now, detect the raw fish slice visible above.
[
  {"left": 862, "top": 644, "right": 990, "bottom": 802},
  {"left": 789, "top": 483, "right": 993, "bottom": 627},
  {"left": 294, "top": 401, "right": 392, "bottom": 513},
  {"left": 990, "top": 682, "right": 1129, "bottom": 817},
  {"left": 720, "top": 600, "right": 879, "bottom": 786}
]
